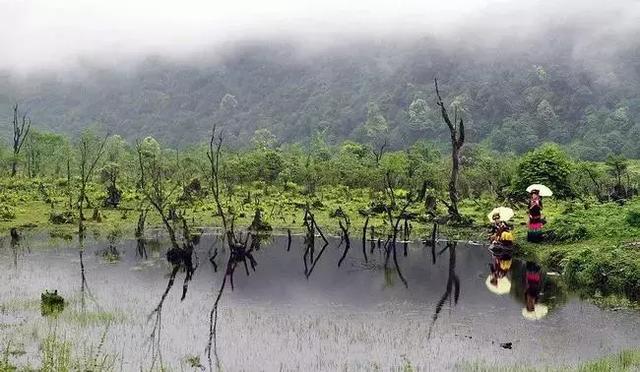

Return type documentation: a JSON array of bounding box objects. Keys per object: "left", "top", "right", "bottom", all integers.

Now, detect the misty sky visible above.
[{"left": 1, "top": 0, "right": 638, "bottom": 74}]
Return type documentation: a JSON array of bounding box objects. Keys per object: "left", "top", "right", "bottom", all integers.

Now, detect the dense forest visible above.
[{"left": 2, "top": 30, "right": 640, "bottom": 160}]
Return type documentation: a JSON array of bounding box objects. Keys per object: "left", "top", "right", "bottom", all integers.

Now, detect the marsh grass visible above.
[
  {"left": 578, "top": 349, "right": 640, "bottom": 371},
  {"left": 60, "top": 308, "right": 126, "bottom": 327},
  {"left": 39, "top": 328, "right": 118, "bottom": 372},
  {"left": 461, "top": 349, "right": 640, "bottom": 372},
  {"left": 0, "top": 298, "right": 40, "bottom": 312},
  {"left": 0, "top": 340, "right": 18, "bottom": 372}
]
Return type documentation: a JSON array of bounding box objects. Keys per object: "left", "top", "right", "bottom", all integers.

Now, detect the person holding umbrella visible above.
[
  {"left": 487, "top": 207, "right": 515, "bottom": 248},
  {"left": 526, "top": 184, "right": 552, "bottom": 243}
]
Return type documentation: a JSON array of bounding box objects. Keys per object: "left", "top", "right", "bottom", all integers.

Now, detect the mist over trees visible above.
[{"left": 2, "top": 24, "right": 640, "bottom": 161}]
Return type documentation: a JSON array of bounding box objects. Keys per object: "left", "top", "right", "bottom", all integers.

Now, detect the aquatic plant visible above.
[
  {"left": 39, "top": 330, "right": 117, "bottom": 372},
  {"left": 40, "top": 290, "right": 65, "bottom": 317}
]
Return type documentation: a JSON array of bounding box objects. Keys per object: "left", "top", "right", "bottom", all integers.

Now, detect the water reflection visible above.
[
  {"left": 486, "top": 245, "right": 513, "bottom": 295},
  {"left": 2, "top": 231, "right": 635, "bottom": 370},
  {"left": 206, "top": 228, "right": 269, "bottom": 371},
  {"left": 522, "top": 261, "right": 549, "bottom": 320},
  {"left": 147, "top": 216, "right": 201, "bottom": 370},
  {"left": 428, "top": 241, "right": 460, "bottom": 339}
]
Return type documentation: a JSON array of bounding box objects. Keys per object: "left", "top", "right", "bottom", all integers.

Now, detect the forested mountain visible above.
[{"left": 2, "top": 30, "right": 640, "bottom": 160}]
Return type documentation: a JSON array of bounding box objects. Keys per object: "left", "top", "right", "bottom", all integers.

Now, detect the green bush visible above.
[
  {"left": 626, "top": 210, "right": 640, "bottom": 227},
  {"left": 512, "top": 143, "right": 574, "bottom": 198},
  {"left": 548, "top": 218, "right": 590, "bottom": 242},
  {"left": 0, "top": 204, "right": 16, "bottom": 221}
]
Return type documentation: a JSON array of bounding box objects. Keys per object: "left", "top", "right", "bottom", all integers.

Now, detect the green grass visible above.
[
  {"left": 39, "top": 329, "right": 118, "bottom": 372},
  {"left": 579, "top": 349, "right": 640, "bottom": 371},
  {"left": 461, "top": 349, "right": 640, "bottom": 371},
  {"left": 60, "top": 309, "right": 126, "bottom": 327}
]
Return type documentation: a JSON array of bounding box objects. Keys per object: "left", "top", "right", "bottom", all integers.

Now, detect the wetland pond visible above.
[{"left": 1, "top": 232, "right": 640, "bottom": 371}]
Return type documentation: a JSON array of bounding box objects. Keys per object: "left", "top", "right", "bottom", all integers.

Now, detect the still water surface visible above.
[{"left": 1, "top": 233, "right": 639, "bottom": 370}]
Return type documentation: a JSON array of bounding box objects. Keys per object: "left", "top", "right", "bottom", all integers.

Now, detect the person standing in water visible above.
[{"left": 527, "top": 190, "right": 545, "bottom": 242}]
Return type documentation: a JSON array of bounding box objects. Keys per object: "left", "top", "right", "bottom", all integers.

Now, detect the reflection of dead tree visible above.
[
  {"left": 361, "top": 215, "right": 369, "bottom": 263},
  {"left": 381, "top": 182, "right": 426, "bottom": 288},
  {"left": 435, "top": 78, "right": 464, "bottom": 221},
  {"left": 336, "top": 209, "right": 351, "bottom": 267},
  {"left": 429, "top": 223, "right": 438, "bottom": 264},
  {"left": 205, "top": 231, "right": 261, "bottom": 368},
  {"left": 135, "top": 209, "right": 148, "bottom": 258},
  {"left": 427, "top": 241, "right": 460, "bottom": 339},
  {"left": 302, "top": 206, "right": 329, "bottom": 278},
  {"left": 10, "top": 228, "right": 20, "bottom": 268},
  {"left": 77, "top": 235, "right": 102, "bottom": 313}
]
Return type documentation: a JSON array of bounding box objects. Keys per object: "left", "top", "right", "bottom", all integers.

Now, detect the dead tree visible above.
[
  {"left": 206, "top": 124, "right": 235, "bottom": 246},
  {"left": 141, "top": 139, "right": 198, "bottom": 354},
  {"left": 435, "top": 78, "right": 464, "bottom": 220},
  {"left": 77, "top": 133, "right": 108, "bottom": 235},
  {"left": 205, "top": 123, "right": 263, "bottom": 365},
  {"left": 372, "top": 139, "right": 387, "bottom": 165},
  {"left": 11, "top": 104, "right": 31, "bottom": 177}
]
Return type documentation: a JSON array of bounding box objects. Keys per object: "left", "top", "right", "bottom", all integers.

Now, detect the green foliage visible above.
[
  {"left": 578, "top": 349, "right": 640, "bottom": 372},
  {"left": 513, "top": 144, "right": 574, "bottom": 198},
  {"left": 40, "top": 290, "right": 65, "bottom": 316},
  {"left": 0, "top": 205, "right": 15, "bottom": 221},
  {"left": 41, "top": 334, "right": 72, "bottom": 372},
  {"left": 626, "top": 210, "right": 640, "bottom": 227},
  {"left": 0, "top": 340, "right": 18, "bottom": 372},
  {"left": 40, "top": 331, "right": 117, "bottom": 372},
  {"left": 548, "top": 218, "right": 590, "bottom": 242},
  {"left": 361, "top": 102, "right": 389, "bottom": 144}
]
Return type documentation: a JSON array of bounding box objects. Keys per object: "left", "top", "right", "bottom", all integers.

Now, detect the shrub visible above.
[
  {"left": 0, "top": 205, "right": 16, "bottom": 221},
  {"left": 548, "top": 218, "right": 590, "bottom": 242},
  {"left": 49, "top": 211, "right": 74, "bottom": 224},
  {"left": 626, "top": 210, "right": 640, "bottom": 227},
  {"left": 512, "top": 143, "right": 574, "bottom": 198}
]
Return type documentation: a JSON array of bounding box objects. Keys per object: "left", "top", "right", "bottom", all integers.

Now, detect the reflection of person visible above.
[
  {"left": 528, "top": 190, "right": 545, "bottom": 242},
  {"left": 489, "top": 250, "right": 512, "bottom": 285},
  {"left": 524, "top": 261, "right": 542, "bottom": 311}
]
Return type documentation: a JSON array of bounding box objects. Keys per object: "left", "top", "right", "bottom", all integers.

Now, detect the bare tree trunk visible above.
[
  {"left": 435, "top": 78, "right": 464, "bottom": 220},
  {"left": 11, "top": 104, "right": 31, "bottom": 177}
]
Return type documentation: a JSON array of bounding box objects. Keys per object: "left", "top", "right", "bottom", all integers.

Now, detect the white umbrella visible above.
[
  {"left": 526, "top": 184, "right": 553, "bottom": 197},
  {"left": 522, "top": 304, "right": 549, "bottom": 320},
  {"left": 487, "top": 207, "right": 514, "bottom": 222},
  {"left": 485, "top": 275, "right": 511, "bottom": 295}
]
